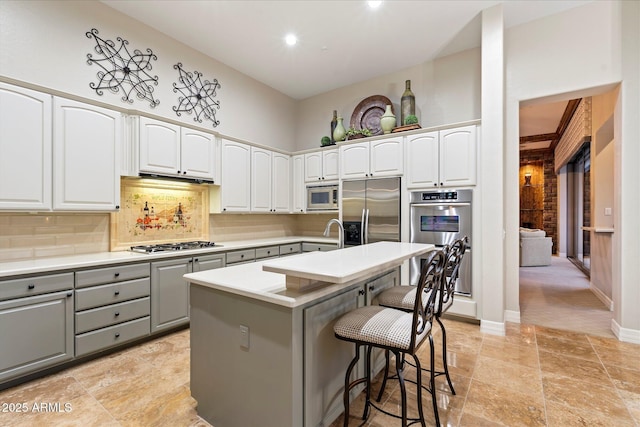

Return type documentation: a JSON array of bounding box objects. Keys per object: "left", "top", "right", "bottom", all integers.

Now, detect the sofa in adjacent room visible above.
[{"left": 519, "top": 227, "right": 552, "bottom": 267}]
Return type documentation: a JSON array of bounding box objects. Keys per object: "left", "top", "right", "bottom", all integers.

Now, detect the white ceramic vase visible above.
[{"left": 380, "top": 104, "right": 396, "bottom": 134}]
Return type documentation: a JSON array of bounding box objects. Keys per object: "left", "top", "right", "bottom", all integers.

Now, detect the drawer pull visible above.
[
  {"left": 27, "top": 284, "right": 35, "bottom": 290},
  {"left": 369, "top": 285, "right": 375, "bottom": 291},
  {"left": 114, "top": 290, "right": 120, "bottom": 296},
  {"left": 114, "top": 272, "right": 120, "bottom": 277},
  {"left": 114, "top": 312, "right": 120, "bottom": 317},
  {"left": 240, "top": 254, "right": 244, "bottom": 258},
  {"left": 115, "top": 333, "right": 120, "bottom": 338},
  {"left": 67, "top": 292, "right": 73, "bottom": 297}
]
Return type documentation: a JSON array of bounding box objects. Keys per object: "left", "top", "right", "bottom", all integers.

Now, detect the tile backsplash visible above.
[{"left": 0, "top": 213, "right": 110, "bottom": 262}]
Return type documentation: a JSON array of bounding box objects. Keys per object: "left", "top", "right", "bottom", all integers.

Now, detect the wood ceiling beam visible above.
[
  {"left": 548, "top": 98, "right": 581, "bottom": 152},
  {"left": 520, "top": 133, "right": 557, "bottom": 144}
]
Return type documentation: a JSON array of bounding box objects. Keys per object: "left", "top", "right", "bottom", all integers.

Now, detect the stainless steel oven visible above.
[{"left": 410, "top": 189, "right": 472, "bottom": 296}]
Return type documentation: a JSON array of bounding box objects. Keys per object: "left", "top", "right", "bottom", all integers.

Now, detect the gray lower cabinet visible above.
[
  {"left": 74, "top": 263, "right": 151, "bottom": 357},
  {"left": 279, "top": 243, "right": 301, "bottom": 257},
  {"left": 225, "top": 249, "right": 256, "bottom": 265},
  {"left": 302, "top": 242, "right": 338, "bottom": 252},
  {"left": 152, "top": 254, "right": 225, "bottom": 334},
  {"left": 303, "top": 268, "right": 399, "bottom": 427},
  {"left": 0, "top": 289, "right": 74, "bottom": 383}
]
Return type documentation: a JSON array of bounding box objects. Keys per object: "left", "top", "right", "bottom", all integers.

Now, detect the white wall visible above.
[
  {"left": 0, "top": 1, "right": 297, "bottom": 152},
  {"left": 505, "top": 0, "right": 640, "bottom": 340},
  {"left": 294, "top": 48, "right": 481, "bottom": 151}
]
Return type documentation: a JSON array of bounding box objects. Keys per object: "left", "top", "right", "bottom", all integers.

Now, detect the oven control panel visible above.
[{"left": 421, "top": 191, "right": 458, "bottom": 201}]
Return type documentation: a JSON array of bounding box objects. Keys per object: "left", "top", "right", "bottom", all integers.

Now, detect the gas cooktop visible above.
[{"left": 130, "top": 241, "right": 222, "bottom": 253}]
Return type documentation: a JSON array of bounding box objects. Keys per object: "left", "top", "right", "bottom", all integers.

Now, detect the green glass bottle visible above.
[{"left": 401, "top": 80, "right": 415, "bottom": 125}]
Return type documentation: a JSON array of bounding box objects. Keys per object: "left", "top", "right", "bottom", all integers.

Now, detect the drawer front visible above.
[
  {"left": 75, "top": 317, "right": 150, "bottom": 357},
  {"left": 279, "top": 243, "right": 301, "bottom": 256},
  {"left": 0, "top": 273, "right": 73, "bottom": 301},
  {"left": 255, "top": 246, "right": 279, "bottom": 259},
  {"left": 226, "top": 249, "right": 256, "bottom": 264},
  {"left": 302, "top": 243, "right": 337, "bottom": 252},
  {"left": 76, "top": 263, "right": 150, "bottom": 288},
  {"left": 75, "top": 278, "right": 150, "bottom": 311},
  {"left": 75, "top": 297, "right": 150, "bottom": 334}
]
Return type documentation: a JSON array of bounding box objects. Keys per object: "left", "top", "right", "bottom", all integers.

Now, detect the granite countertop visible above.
[
  {"left": 184, "top": 242, "right": 435, "bottom": 308},
  {"left": 0, "top": 236, "right": 337, "bottom": 279}
]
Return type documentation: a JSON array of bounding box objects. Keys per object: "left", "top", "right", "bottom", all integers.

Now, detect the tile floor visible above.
[{"left": 0, "top": 318, "right": 638, "bottom": 427}]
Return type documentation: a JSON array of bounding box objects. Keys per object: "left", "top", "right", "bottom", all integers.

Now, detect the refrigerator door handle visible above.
[
  {"left": 360, "top": 209, "right": 366, "bottom": 245},
  {"left": 364, "top": 209, "right": 370, "bottom": 245}
]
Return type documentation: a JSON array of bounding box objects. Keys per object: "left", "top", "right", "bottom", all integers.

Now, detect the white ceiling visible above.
[
  {"left": 101, "top": 0, "right": 592, "bottom": 101},
  {"left": 101, "top": 0, "right": 591, "bottom": 150}
]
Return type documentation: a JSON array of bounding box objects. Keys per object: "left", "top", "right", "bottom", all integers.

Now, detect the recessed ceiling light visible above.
[
  {"left": 285, "top": 33, "right": 297, "bottom": 46},
  {"left": 368, "top": 1, "right": 382, "bottom": 9}
]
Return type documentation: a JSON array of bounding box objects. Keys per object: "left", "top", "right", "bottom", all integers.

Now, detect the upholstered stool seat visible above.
[{"left": 334, "top": 305, "right": 431, "bottom": 354}]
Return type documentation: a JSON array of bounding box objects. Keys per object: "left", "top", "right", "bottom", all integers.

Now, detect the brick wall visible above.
[{"left": 520, "top": 149, "right": 558, "bottom": 254}]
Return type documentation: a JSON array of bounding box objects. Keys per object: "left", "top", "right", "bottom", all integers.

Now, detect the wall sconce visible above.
[{"left": 524, "top": 172, "right": 532, "bottom": 187}]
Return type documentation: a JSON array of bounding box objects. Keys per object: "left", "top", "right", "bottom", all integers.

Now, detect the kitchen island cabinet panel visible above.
[
  {"left": 53, "top": 97, "right": 121, "bottom": 211},
  {"left": 0, "top": 290, "right": 74, "bottom": 383},
  {"left": 0, "top": 83, "right": 52, "bottom": 211},
  {"left": 303, "top": 286, "right": 362, "bottom": 427}
]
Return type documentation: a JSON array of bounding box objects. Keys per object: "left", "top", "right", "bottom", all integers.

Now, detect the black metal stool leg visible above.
[
  {"left": 362, "top": 345, "right": 373, "bottom": 420},
  {"left": 429, "top": 335, "right": 440, "bottom": 427},
  {"left": 395, "top": 350, "right": 408, "bottom": 426},
  {"left": 411, "top": 354, "right": 427, "bottom": 427},
  {"left": 343, "top": 344, "right": 361, "bottom": 427},
  {"left": 436, "top": 316, "right": 456, "bottom": 395},
  {"left": 376, "top": 349, "right": 390, "bottom": 402}
]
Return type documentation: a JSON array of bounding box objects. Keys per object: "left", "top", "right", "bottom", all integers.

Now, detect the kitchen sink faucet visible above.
[{"left": 323, "top": 219, "right": 344, "bottom": 249}]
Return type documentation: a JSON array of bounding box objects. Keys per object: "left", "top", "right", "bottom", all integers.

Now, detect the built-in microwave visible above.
[{"left": 306, "top": 184, "right": 338, "bottom": 211}]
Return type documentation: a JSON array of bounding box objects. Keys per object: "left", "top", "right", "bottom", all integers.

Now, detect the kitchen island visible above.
[{"left": 184, "top": 242, "right": 435, "bottom": 427}]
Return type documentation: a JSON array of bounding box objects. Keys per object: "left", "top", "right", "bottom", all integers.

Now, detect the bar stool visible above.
[
  {"left": 333, "top": 249, "right": 445, "bottom": 427},
  {"left": 376, "top": 237, "right": 468, "bottom": 396}
]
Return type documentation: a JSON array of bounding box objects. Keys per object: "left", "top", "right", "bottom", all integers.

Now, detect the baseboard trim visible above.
[
  {"left": 590, "top": 284, "right": 614, "bottom": 311},
  {"left": 480, "top": 319, "right": 505, "bottom": 336},
  {"left": 558, "top": 252, "right": 567, "bottom": 257},
  {"left": 611, "top": 319, "right": 640, "bottom": 344},
  {"left": 504, "top": 310, "right": 521, "bottom": 323}
]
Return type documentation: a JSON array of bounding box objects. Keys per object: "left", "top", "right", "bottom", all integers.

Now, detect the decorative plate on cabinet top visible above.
[{"left": 350, "top": 95, "right": 394, "bottom": 136}]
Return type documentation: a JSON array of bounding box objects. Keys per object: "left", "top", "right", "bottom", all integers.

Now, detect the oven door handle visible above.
[{"left": 410, "top": 202, "right": 471, "bottom": 207}]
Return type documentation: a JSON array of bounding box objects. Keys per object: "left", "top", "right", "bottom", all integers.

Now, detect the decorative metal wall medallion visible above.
[
  {"left": 86, "top": 28, "right": 159, "bottom": 108},
  {"left": 172, "top": 63, "right": 221, "bottom": 127}
]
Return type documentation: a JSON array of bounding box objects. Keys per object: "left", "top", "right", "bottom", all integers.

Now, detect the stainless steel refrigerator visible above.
[{"left": 342, "top": 177, "right": 401, "bottom": 246}]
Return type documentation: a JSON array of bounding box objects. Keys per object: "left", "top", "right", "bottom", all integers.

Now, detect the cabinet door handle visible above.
[
  {"left": 358, "top": 289, "right": 365, "bottom": 296},
  {"left": 115, "top": 205, "right": 120, "bottom": 210},
  {"left": 115, "top": 333, "right": 120, "bottom": 338},
  {"left": 194, "top": 258, "right": 199, "bottom": 262},
  {"left": 114, "top": 312, "right": 120, "bottom": 317},
  {"left": 27, "top": 284, "right": 35, "bottom": 290},
  {"left": 114, "top": 290, "right": 120, "bottom": 296},
  {"left": 440, "top": 182, "right": 443, "bottom": 186},
  {"left": 66, "top": 292, "right": 73, "bottom": 297},
  {"left": 369, "top": 285, "right": 375, "bottom": 291}
]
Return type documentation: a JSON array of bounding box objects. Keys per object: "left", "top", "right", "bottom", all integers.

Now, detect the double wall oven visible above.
[{"left": 410, "top": 189, "right": 472, "bottom": 296}]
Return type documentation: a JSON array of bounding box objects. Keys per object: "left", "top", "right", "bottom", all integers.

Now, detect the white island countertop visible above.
[{"left": 184, "top": 242, "right": 435, "bottom": 307}]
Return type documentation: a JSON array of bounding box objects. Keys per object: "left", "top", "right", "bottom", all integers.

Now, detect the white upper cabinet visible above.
[
  {"left": 291, "top": 155, "right": 305, "bottom": 213},
  {"left": 340, "top": 137, "right": 403, "bottom": 179},
  {"left": 53, "top": 98, "right": 121, "bottom": 211},
  {"left": 180, "top": 128, "right": 216, "bottom": 180},
  {"left": 305, "top": 148, "right": 338, "bottom": 182},
  {"left": 220, "top": 139, "right": 251, "bottom": 212},
  {"left": 251, "top": 148, "right": 290, "bottom": 213},
  {"left": 406, "top": 125, "right": 477, "bottom": 188},
  {"left": 139, "top": 117, "right": 215, "bottom": 181},
  {"left": 251, "top": 147, "right": 272, "bottom": 212},
  {"left": 439, "top": 126, "right": 477, "bottom": 187},
  {"left": 271, "top": 152, "right": 291, "bottom": 212},
  {"left": 0, "top": 83, "right": 52, "bottom": 211}
]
